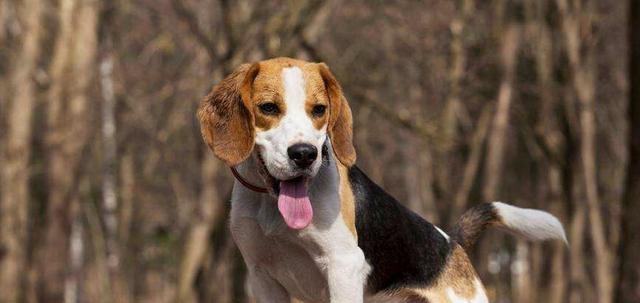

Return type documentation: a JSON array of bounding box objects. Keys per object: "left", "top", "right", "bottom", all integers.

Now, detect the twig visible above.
[
  {"left": 170, "top": 0, "right": 218, "bottom": 62},
  {"left": 350, "top": 89, "right": 452, "bottom": 147},
  {"left": 449, "top": 105, "right": 492, "bottom": 225}
]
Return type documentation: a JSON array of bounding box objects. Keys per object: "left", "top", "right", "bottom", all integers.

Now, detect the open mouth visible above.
[{"left": 256, "top": 153, "right": 313, "bottom": 230}]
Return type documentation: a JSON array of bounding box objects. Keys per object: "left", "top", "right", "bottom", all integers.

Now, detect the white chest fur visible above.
[{"left": 230, "top": 156, "right": 370, "bottom": 303}]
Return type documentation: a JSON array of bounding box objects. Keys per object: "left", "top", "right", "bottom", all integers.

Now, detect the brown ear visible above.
[
  {"left": 197, "top": 63, "right": 260, "bottom": 166},
  {"left": 318, "top": 63, "right": 356, "bottom": 167}
]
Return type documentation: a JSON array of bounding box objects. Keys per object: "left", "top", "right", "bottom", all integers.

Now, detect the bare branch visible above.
[
  {"left": 170, "top": 0, "right": 218, "bottom": 62},
  {"left": 449, "top": 105, "right": 492, "bottom": 225}
]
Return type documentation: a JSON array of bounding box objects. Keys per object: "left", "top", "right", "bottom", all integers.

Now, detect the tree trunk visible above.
[
  {"left": 37, "top": 0, "right": 98, "bottom": 300},
  {"left": 176, "top": 152, "right": 223, "bottom": 303},
  {"left": 98, "top": 3, "right": 130, "bottom": 301},
  {"left": 568, "top": 202, "right": 589, "bottom": 303},
  {"left": 449, "top": 106, "right": 491, "bottom": 225},
  {"left": 0, "top": 0, "right": 42, "bottom": 300},
  {"left": 527, "top": 1, "right": 568, "bottom": 300},
  {"left": 556, "top": 1, "right": 613, "bottom": 301},
  {"left": 0, "top": 1, "right": 6, "bottom": 44},
  {"left": 440, "top": 0, "right": 473, "bottom": 197},
  {"left": 482, "top": 25, "right": 520, "bottom": 201},
  {"left": 615, "top": 1, "right": 640, "bottom": 301},
  {"left": 65, "top": 215, "right": 85, "bottom": 303},
  {"left": 478, "top": 22, "right": 520, "bottom": 302}
]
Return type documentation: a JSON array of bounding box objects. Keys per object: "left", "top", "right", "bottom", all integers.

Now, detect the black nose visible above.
[{"left": 287, "top": 143, "right": 318, "bottom": 169}]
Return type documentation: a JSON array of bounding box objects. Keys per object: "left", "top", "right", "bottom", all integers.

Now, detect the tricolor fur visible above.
[{"left": 197, "top": 57, "right": 566, "bottom": 303}]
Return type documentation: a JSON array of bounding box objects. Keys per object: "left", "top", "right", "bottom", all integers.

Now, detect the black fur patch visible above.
[{"left": 349, "top": 166, "right": 451, "bottom": 293}]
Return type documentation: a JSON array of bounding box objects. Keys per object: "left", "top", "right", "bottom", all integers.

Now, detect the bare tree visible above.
[
  {"left": 615, "top": 1, "right": 640, "bottom": 301},
  {"left": 557, "top": 1, "right": 613, "bottom": 302},
  {"left": 483, "top": 25, "right": 521, "bottom": 201},
  {"left": 440, "top": 0, "right": 473, "bottom": 201},
  {"left": 530, "top": 1, "right": 569, "bottom": 301},
  {"left": 36, "top": 0, "right": 98, "bottom": 300},
  {"left": 0, "top": 0, "right": 42, "bottom": 301},
  {"left": 97, "top": 2, "right": 131, "bottom": 301}
]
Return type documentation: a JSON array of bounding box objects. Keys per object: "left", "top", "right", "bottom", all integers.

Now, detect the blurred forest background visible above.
[{"left": 1, "top": 0, "right": 639, "bottom": 302}]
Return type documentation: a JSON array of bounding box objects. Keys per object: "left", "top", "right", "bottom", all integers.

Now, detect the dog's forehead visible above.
[{"left": 253, "top": 58, "right": 325, "bottom": 94}]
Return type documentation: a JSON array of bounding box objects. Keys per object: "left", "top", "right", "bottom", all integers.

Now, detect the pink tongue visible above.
[{"left": 277, "top": 178, "right": 313, "bottom": 229}]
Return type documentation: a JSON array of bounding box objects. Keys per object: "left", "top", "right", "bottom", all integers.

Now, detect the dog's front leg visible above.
[
  {"left": 248, "top": 267, "right": 290, "bottom": 303},
  {"left": 323, "top": 249, "right": 369, "bottom": 303}
]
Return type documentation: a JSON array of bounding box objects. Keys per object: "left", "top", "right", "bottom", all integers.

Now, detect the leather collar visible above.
[{"left": 230, "top": 167, "right": 268, "bottom": 193}]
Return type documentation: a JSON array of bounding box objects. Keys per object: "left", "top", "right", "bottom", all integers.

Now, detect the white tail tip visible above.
[{"left": 492, "top": 202, "right": 567, "bottom": 244}]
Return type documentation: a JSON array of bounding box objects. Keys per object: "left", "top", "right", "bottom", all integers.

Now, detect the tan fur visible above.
[
  {"left": 306, "top": 98, "right": 329, "bottom": 130},
  {"left": 318, "top": 63, "right": 356, "bottom": 167},
  {"left": 366, "top": 290, "right": 432, "bottom": 303},
  {"left": 197, "top": 64, "right": 256, "bottom": 166},
  {"left": 300, "top": 63, "right": 331, "bottom": 130},
  {"left": 401, "top": 245, "right": 483, "bottom": 302},
  {"left": 248, "top": 61, "right": 286, "bottom": 131},
  {"left": 434, "top": 245, "right": 479, "bottom": 298},
  {"left": 396, "top": 289, "right": 436, "bottom": 303},
  {"left": 337, "top": 162, "right": 357, "bottom": 238}
]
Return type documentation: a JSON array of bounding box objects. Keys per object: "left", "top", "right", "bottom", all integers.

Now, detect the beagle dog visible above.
[{"left": 197, "top": 57, "right": 566, "bottom": 303}]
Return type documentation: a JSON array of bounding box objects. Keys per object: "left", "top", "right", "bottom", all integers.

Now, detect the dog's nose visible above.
[{"left": 287, "top": 143, "right": 318, "bottom": 169}]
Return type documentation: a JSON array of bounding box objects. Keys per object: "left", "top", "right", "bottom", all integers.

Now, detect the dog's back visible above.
[{"left": 349, "top": 165, "right": 566, "bottom": 302}]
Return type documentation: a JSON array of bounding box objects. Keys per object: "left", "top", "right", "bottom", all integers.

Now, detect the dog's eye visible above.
[
  {"left": 312, "top": 105, "right": 326, "bottom": 117},
  {"left": 259, "top": 102, "right": 280, "bottom": 115}
]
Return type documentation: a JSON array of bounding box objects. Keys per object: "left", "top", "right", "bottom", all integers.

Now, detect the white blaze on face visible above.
[{"left": 254, "top": 66, "right": 327, "bottom": 180}]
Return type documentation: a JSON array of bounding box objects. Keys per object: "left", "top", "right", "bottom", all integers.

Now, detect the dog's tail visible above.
[{"left": 451, "top": 202, "right": 567, "bottom": 250}]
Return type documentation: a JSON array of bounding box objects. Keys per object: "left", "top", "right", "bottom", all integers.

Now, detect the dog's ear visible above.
[
  {"left": 198, "top": 63, "right": 260, "bottom": 166},
  {"left": 318, "top": 63, "right": 356, "bottom": 167}
]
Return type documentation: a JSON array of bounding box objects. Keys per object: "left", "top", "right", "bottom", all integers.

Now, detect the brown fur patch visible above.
[
  {"left": 398, "top": 290, "right": 433, "bottom": 303},
  {"left": 305, "top": 98, "right": 329, "bottom": 130},
  {"left": 301, "top": 63, "right": 330, "bottom": 130},
  {"left": 197, "top": 63, "right": 256, "bottom": 166},
  {"left": 435, "top": 245, "right": 480, "bottom": 298},
  {"left": 248, "top": 60, "right": 287, "bottom": 131},
  {"left": 318, "top": 63, "right": 356, "bottom": 167},
  {"left": 337, "top": 162, "right": 357, "bottom": 238},
  {"left": 398, "top": 245, "right": 482, "bottom": 302},
  {"left": 371, "top": 288, "right": 433, "bottom": 303}
]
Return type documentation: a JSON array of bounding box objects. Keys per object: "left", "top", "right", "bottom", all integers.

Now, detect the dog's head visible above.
[{"left": 198, "top": 58, "right": 354, "bottom": 227}]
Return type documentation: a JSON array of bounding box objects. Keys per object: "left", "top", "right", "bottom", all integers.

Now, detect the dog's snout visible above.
[{"left": 287, "top": 143, "right": 318, "bottom": 168}]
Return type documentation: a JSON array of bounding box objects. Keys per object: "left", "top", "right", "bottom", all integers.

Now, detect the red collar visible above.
[{"left": 230, "top": 167, "right": 269, "bottom": 193}]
